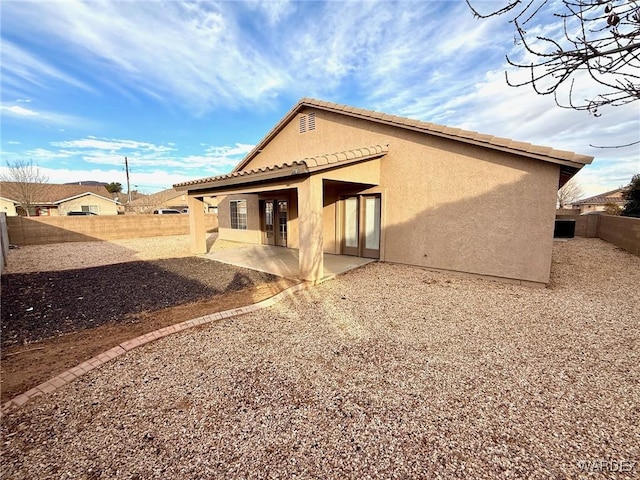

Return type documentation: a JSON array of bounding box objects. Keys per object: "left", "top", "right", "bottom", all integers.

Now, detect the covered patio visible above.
[
  {"left": 178, "top": 145, "right": 388, "bottom": 283},
  {"left": 204, "top": 244, "right": 375, "bottom": 281}
]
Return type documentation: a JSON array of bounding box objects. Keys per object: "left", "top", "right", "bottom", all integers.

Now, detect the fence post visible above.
[{"left": 0, "top": 213, "right": 8, "bottom": 271}]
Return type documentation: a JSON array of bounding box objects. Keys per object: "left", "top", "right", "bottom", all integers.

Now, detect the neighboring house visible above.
[
  {"left": 1, "top": 196, "right": 18, "bottom": 217},
  {"left": 572, "top": 187, "right": 627, "bottom": 214},
  {"left": 114, "top": 191, "right": 148, "bottom": 214},
  {"left": 128, "top": 188, "right": 218, "bottom": 214},
  {"left": 0, "top": 182, "right": 118, "bottom": 216},
  {"left": 175, "top": 98, "right": 593, "bottom": 286},
  {"left": 128, "top": 188, "right": 189, "bottom": 214}
]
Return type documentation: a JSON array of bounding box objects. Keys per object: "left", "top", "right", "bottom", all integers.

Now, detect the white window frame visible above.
[{"left": 230, "top": 200, "right": 247, "bottom": 230}]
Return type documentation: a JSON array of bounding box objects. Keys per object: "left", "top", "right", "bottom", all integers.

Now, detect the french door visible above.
[
  {"left": 261, "top": 200, "right": 288, "bottom": 247},
  {"left": 341, "top": 194, "right": 381, "bottom": 258}
]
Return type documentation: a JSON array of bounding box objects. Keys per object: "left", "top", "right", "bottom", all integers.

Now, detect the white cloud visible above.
[
  {"left": 1, "top": 105, "right": 39, "bottom": 117},
  {"left": 52, "top": 137, "right": 175, "bottom": 153},
  {"left": 0, "top": 41, "right": 95, "bottom": 94},
  {"left": 6, "top": 136, "right": 254, "bottom": 179},
  {"left": 26, "top": 148, "right": 75, "bottom": 159},
  {"left": 1, "top": 1, "right": 287, "bottom": 113},
  {"left": 205, "top": 143, "right": 254, "bottom": 157},
  {"left": 245, "top": 0, "right": 295, "bottom": 26},
  {"left": 1, "top": 103, "right": 97, "bottom": 129}
]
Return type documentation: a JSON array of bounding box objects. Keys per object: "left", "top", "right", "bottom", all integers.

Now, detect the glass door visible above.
[
  {"left": 261, "top": 200, "right": 274, "bottom": 245},
  {"left": 276, "top": 201, "right": 288, "bottom": 247},
  {"left": 342, "top": 196, "right": 359, "bottom": 256},
  {"left": 341, "top": 195, "right": 381, "bottom": 258},
  {"left": 262, "top": 199, "right": 287, "bottom": 247},
  {"left": 362, "top": 195, "right": 381, "bottom": 258}
]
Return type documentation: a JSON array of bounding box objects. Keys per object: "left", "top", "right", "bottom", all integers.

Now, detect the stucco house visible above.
[
  {"left": 127, "top": 188, "right": 218, "bottom": 214},
  {"left": 0, "top": 183, "right": 118, "bottom": 216},
  {"left": 1, "top": 196, "right": 19, "bottom": 217},
  {"left": 175, "top": 98, "right": 593, "bottom": 286},
  {"left": 572, "top": 187, "right": 627, "bottom": 214}
]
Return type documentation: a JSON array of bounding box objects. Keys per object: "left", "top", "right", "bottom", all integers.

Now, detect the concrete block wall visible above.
[
  {"left": 556, "top": 214, "right": 599, "bottom": 238},
  {"left": 597, "top": 215, "right": 640, "bottom": 256},
  {"left": 555, "top": 213, "right": 640, "bottom": 256},
  {"left": 7, "top": 214, "right": 218, "bottom": 246}
]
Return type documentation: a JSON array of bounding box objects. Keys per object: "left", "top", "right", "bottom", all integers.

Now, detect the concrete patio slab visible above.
[{"left": 203, "top": 245, "right": 374, "bottom": 280}]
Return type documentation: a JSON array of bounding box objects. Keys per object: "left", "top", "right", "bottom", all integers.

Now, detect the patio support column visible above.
[
  {"left": 188, "top": 194, "right": 206, "bottom": 254},
  {"left": 297, "top": 175, "right": 323, "bottom": 282}
]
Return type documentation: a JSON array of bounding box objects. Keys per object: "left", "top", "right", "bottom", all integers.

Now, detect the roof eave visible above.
[
  {"left": 177, "top": 164, "right": 309, "bottom": 192},
  {"left": 233, "top": 99, "right": 593, "bottom": 173},
  {"left": 54, "top": 192, "right": 116, "bottom": 204},
  {"left": 308, "top": 104, "right": 594, "bottom": 169}
]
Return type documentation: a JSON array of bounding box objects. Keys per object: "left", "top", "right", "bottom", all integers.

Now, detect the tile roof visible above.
[
  {"left": 128, "top": 188, "right": 185, "bottom": 206},
  {"left": 231, "top": 98, "right": 594, "bottom": 173},
  {"left": 175, "top": 145, "right": 388, "bottom": 189},
  {"left": 0, "top": 182, "right": 115, "bottom": 204},
  {"left": 573, "top": 187, "right": 627, "bottom": 205}
]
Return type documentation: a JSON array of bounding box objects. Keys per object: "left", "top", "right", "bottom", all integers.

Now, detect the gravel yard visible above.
[
  {"left": 0, "top": 235, "right": 296, "bottom": 403},
  {"left": 2, "top": 235, "right": 208, "bottom": 274},
  {"left": 2, "top": 238, "right": 639, "bottom": 479}
]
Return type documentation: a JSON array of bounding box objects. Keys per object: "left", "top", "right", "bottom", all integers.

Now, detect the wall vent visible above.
[
  {"left": 299, "top": 115, "right": 307, "bottom": 133},
  {"left": 308, "top": 112, "right": 316, "bottom": 131}
]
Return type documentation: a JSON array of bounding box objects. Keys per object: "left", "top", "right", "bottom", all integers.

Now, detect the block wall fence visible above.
[
  {"left": 556, "top": 213, "right": 640, "bottom": 256},
  {"left": 7, "top": 214, "right": 218, "bottom": 246},
  {"left": 6, "top": 213, "right": 638, "bottom": 256}
]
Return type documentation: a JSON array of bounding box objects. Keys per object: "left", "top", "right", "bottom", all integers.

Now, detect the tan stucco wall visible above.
[
  {"left": 58, "top": 195, "right": 118, "bottom": 215},
  {"left": 380, "top": 143, "right": 559, "bottom": 284},
  {"left": 1, "top": 198, "right": 17, "bottom": 217},
  {"left": 217, "top": 194, "right": 262, "bottom": 244},
  {"left": 216, "top": 108, "right": 564, "bottom": 284}
]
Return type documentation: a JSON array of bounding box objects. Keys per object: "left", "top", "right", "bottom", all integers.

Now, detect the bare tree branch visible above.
[
  {"left": 0, "top": 159, "right": 49, "bottom": 216},
  {"left": 557, "top": 177, "right": 584, "bottom": 208},
  {"left": 467, "top": 0, "right": 640, "bottom": 118}
]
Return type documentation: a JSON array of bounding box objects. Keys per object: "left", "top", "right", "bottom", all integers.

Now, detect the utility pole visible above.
[{"left": 125, "top": 156, "right": 131, "bottom": 203}]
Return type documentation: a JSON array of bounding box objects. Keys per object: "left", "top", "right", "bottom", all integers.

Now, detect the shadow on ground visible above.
[{"left": 1, "top": 257, "right": 277, "bottom": 347}]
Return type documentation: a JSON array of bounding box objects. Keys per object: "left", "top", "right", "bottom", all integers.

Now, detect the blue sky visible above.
[{"left": 1, "top": 0, "right": 638, "bottom": 197}]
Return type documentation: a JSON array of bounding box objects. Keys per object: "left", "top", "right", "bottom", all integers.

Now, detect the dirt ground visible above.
[{"left": 1, "top": 238, "right": 297, "bottom": 403}]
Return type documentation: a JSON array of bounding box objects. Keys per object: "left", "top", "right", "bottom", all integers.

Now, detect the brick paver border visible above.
[{"left": 2, "top": 282, "right": 311, "bottom": 415}]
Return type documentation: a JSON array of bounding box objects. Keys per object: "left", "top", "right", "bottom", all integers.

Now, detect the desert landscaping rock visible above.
[
  {"left": 1, "top": 238, "right": 639, "bottom": 479},
  {"left": 0, "top": 234, "right": 297, "bottom": 403},
  {"left": 2, "top": 235, "right": 200, "bottom": 274},
  {"left": 1, "top": 257, "right": 278, "bottom": 347}
]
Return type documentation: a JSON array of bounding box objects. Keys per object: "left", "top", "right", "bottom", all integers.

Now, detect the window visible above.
[
  {"left": 82, "top": 205, "right": 99, "bottom": 213},
  {"left": 230, "top": 200, "right": 247, "bottom": 230}
]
